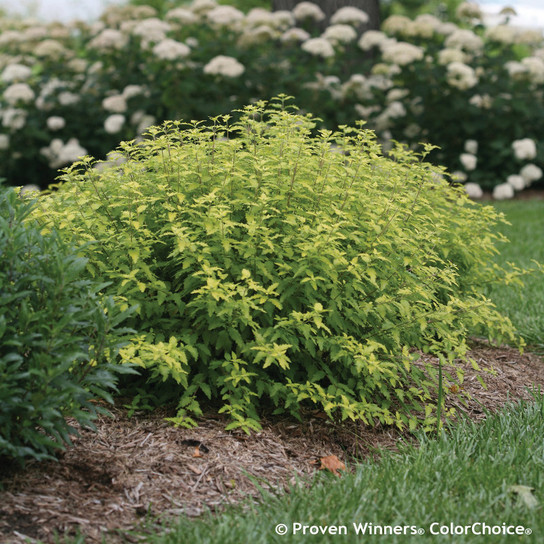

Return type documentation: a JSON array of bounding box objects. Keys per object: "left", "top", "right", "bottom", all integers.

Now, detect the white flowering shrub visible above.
[{"left": 0, "top": 0, "right": 542, "bottom": 196}]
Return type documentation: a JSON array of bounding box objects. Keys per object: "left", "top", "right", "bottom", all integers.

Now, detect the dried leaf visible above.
[
  {"left": 319, "top": 455, "right": 345, "bottom": 477},
  {"left": 187, "top": 464, "right": 202, "bottom": 475},
  {"left": 508, "top": 485, "right": 539, "bottom": 509}
]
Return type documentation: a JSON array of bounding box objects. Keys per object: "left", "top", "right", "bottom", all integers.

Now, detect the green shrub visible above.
[
  {"left": 0, "top": 187, "right": 134, "bottom": 464},
  {"left": 35, "top": 99, "right": 520, "bottom": 432}
]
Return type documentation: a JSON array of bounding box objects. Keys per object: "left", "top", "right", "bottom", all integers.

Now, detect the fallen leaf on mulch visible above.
[{"left": 319, "top": 455, "right": 346, "bottom": 477}]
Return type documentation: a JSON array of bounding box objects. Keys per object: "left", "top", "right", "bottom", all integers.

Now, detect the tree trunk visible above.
[{"left": 272, "top": 0, "right": 381, "bottom": 32}]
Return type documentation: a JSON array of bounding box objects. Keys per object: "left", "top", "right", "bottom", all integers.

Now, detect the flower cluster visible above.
[{"left": 0, "top": 0, "right": 542, "bottom": 197}]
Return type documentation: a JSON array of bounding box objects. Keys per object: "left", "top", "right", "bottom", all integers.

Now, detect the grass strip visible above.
[{"left": 487, "top": 200, "right": 544, "bottom": 348}]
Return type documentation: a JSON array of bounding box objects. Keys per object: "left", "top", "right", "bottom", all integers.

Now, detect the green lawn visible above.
[{"left": 486, "top": 200, "right": 544, "bottom": 349}]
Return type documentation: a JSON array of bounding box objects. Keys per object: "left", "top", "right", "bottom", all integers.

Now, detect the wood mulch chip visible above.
[{"left": 1, "top": 340, "right": 543, "bottom": 544}]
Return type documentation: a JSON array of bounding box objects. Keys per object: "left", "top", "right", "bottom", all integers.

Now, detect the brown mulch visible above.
[{"left": 0, "top": 341, "right": 543, "bottom": 544}]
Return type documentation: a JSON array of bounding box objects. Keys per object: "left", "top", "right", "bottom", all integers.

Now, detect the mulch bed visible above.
[{"left": 1, "top": 340, "right": 543, "bottom": 544}]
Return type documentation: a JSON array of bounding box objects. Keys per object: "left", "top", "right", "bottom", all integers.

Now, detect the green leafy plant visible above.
[
  {"left": 34, "top": 98, "right": 522, "bottom": 433},
  {"left": 0, "top": 187, "right": 134, "bottom": 464}
]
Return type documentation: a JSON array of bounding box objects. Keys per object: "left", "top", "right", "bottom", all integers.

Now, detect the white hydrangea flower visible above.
[
  {"left": 405, "top": 19, "right": 435, "bottom": 39},
  {"left": 521, "top": 56, "right": 544, "bottom": 84},
  {"left": 120, "top": 20, "right": 139, "bottom": 34},
  {"left": 281, "top": 27, "right": 310, "bottom": 43},
  {"left": 354, "top": 103, "right": 379, "bottom": 118},
  {"left": 123, "top": 84, "right": 147, "bottom": 100},
  {"left": 137, "top": 114, "right": 156, "bottom": 134},
  {"left": 512, "top": 138, "right": 537, "bottom": 160},
  {"left": 381, "top": 42, "right": 424, "bottom": 66},
  {"left": 376, "top": 73, "right": 398, "bottom": 91},
  {"left": 190, "top": 0, "right": 218, "bottom": 14},
  {"left": 436, "top": 22, "right": 459, "bottom": 36},
  {"left": 246, "top": 8, "right": 275, "bottom": 27},
  {"left": 330, "top": 6, "right": 369, "bottom": 25},
  {"left": 493, "top": 183, "right": 514, "bottom": 200},
  {"left": 47, "top": 116, "right": 65, "bottom": 131},
  {"left": 271, "top": 10, "right": 296, "bottom": 29},
  {"left": 165, "top": 8, "right": 198, "bottom": 24},
  {"left": 1, "top": 64, "right": 32, "bottom": 83},
  {"left": 301, "top": 37, "right": 335, "bottom": 58},
  {"left": 89, "top": 29, "right": 128, "bottom": 51},
  {"left": 469, "top": 94, "right": 492, "bottom": 109},
  {"left": 447, "top": 62, "right": 478, "bottom": 90},
  {"left": 485, "top": 25, "right": 516, "bottom": 44},
  {"left": 102, "top": 94, "right": 127, "bottom": 113},
  {"left": 515, "top": 29, "right": 543, "bottom": 45},
  {"left": 238, "top": 26, "right": 278, "bottom": 48},
  {"left": 245, "top": 8, "right": 291, "bottom": 30},
  {"left": 445, "top": 29, "right": 483, "bottom": 51},
  {"left": 57, "top": 138, "right": 88, "bottom": 167},
  {"left": 207, "top": 5, "right": 244, "bottom": 25},
  {"left": 385, "top": 100, "right": 406, "bottom": 118},
  {"left": 203, "top": 55, "right": 245, "bottom": 77},
  {"left": 67, "top": 58, "right": 88, "bottom": 73},
  {"left": 0, "top": 31, "right": 24, "bottom": 48},
  {"left": 505, "top": 60, "right": 526, "bottom": 79},
  {"left": 132, "top": 18, "right": 172, "bottom": 44},
  {"left": 33, "top": 39, "right": 66, "bottom": 58},
  {"left": 293, "top": 2, "right": 325, "bottom": 22},
  {"left": 3, "top": 83, "right": 35, "bottom": 105},
  {"left": 0, "top": 134, "right": 9, "bottom": 150},
  {"left": 58, "top": 91, "right": 80, "bottom": 106},
  {"left": 464, "top": 140, "right": 478, "bottom": 154},
  {"left": 506, "top": 175, "right": 525, "bottom": 191},
  {"left": 94, "top": 150, "right": 128, "bottom": 172},
  {"left": 382, "top": 15, "right": 411, "bottom": 35},
  {"left": 438, "top": 48, "right": 468, "bottom": 65},
  {"left": 460, "top": 152, "right": 477, "bottom": 171},
  {"left": 20, "top": 184, "right": 40, "bottom": 196},
  {"left": 104, "top": 114, "right": 126, "bottom": 134},
  {"left": 40, "top": 137, "right": 87, "bottom": 169},
  {"left": 451, "top": 170, "right": 467, "bottom": 182},
  {"left": 153, "top": 38, "right": 191, "bottom": 60},
  {"left": 403, "top": 123, "right": 420, "bottom": 139},
  {"left": 414, "top": 13, "right": 443, "bottom": 30},
  {"left": 358, "top": 30, "right": 389, "bottom": 51},
  {"left": 386, "top": 88, "right": 409, "bottom": 103},
  {"left": 464, "top": 182, "right": 483, "bottom": 198},
  {"left": 456, "top": 2, "right": 483, "bottom": 20},
  {"left": 2, "top": 108, "right": 27, "bottom": 130},
  {"left": 322, "top": 24, "right": 358, "bottom": 44},
  {"left": 342, "top": 74, "right": 368, "bottom": 99},
  {"left": 520, "top": 163, "right": 543, "bottom": 184}
]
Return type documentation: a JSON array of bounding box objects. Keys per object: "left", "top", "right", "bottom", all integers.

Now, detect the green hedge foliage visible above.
[
  {"left": 0, "top": 187, "right": 134, "bottom": 463},
  {"left": 34, "top": 99, "right": 520, "bottom": 432}
]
